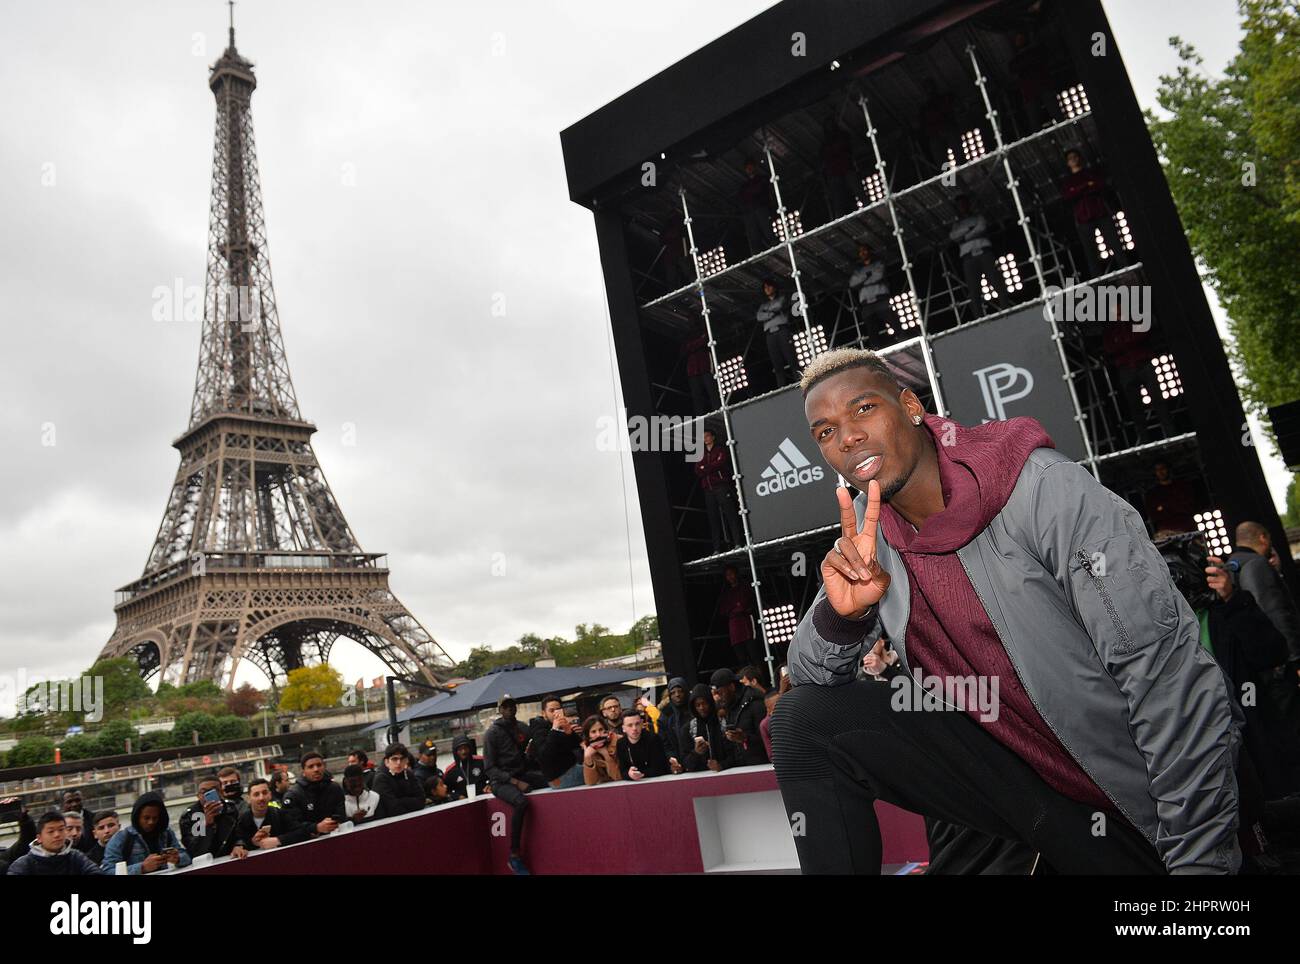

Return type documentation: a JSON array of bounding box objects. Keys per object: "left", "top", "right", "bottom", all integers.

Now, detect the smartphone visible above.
[{"left": 202, "top": 789, "right": 220, "bottom": 804}]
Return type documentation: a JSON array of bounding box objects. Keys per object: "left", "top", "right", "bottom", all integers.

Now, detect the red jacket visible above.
[
  {"left": 694, "top": 443, "right": 730, "bottom": 491},
  {"left": 879, "top": 416, "right": 1115, "bottom": 814},
  {"left": 1060, "top": 167, "right": 1111, "bottom": 224}
]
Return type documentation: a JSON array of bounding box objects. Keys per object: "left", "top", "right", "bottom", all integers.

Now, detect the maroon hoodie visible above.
[{"left": 878, "top": 414, "right": 1114, "bottom": 813}]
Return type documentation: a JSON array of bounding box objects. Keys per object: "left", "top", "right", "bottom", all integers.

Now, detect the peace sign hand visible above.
[{"left": 821, "top": 480, "right": 891, "bottom": 619}]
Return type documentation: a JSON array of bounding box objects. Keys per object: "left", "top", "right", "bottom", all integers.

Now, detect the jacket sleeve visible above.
[
  {"left": 661, "top": 713, "right": 682, "bottom": 761},
  {"left": 483, "top": 728, "right": 516, "bottom": 786},
  {"left": 647, "top": 734, "right": 671, "bottom": 777},
  {"left": 73, "top": 850, "right": 113, "bottom": 876},
  {"left": 280, "top": 789, "right": 309, "bottom": 828},
  {"left": 1026, "top": 457, "right": 1242, "bottom": 874},
  {"left": 275, "top": 809, "right": 312, "bottom": 846},
  {"left": 1236, "top": 556, "right": 1300, "bottom": 661},
  {"left": 787, "top": 581, "right": 881, "bottom": 687},
  {"left": 183, "top": 808, "right": 214, "bottom": 858},
  {"left": 739, "top": 699, "right": 769, "bottom": 765},
  {"left": 102, "top": 829, "right": 143, "bottom": 875},
  {"left": 233, "top": 811, "right": 254, "bottom": 849},
  {"left": 167, "top": 830, "right": 192, "bottom": 869}
]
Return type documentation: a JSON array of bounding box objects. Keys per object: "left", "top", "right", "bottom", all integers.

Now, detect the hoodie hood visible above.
[
  {"left": 881, "top": 413, "right": 1053, "bottom": 554},
  {"left": 452, "top": 735, "right": 475, "bottom": 754},
  {"left": 129, "top": 790, "right": 171, "bottom": 834},
  {"left": 29, "top": 838, "right": 73, "bottom": 859},
  {"left": 688, "top": 683, "right": 716, "bottom": 719}
]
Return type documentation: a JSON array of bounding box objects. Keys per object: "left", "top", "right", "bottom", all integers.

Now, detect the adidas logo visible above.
[{"left": 755, "top": 438, "right": 825, "bottom": 496}]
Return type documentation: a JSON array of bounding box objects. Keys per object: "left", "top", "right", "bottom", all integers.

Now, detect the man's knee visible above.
[{"left": 771, "top": 681, "right": 891, "bottom": 779}]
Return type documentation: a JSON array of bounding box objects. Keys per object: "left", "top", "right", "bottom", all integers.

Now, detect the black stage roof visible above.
[{"left": 560, "top": 0, "right": 1011, "bottom": 207}]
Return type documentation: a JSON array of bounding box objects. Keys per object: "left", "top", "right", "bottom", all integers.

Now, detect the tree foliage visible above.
[
  {"left": 450, "top": 616, "right": 659, "bottom": 678},
  {"left": 7, "top": 736, "right": 55, "bottom": 768},
  {"left": 225, "top": 682, "right": 265, "bottom": 718},
  {"left": 1145, "top": 1, "right": 1300, "bottom": 431},
  {"left": 278, "top": 665, "right": 345, "bottom": 712}
]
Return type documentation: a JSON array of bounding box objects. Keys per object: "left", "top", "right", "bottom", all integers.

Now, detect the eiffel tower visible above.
[{"left": 100, "top": 21, "right": 452, "bottom": 689}]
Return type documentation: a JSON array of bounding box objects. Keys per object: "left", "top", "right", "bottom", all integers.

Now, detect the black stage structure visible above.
[{"left": 560, "top": 0, "right": 1298, "bottom": 685}]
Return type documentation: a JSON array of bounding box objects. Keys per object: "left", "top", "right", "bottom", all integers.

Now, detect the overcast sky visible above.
[{"left": 0, "top": 0, "right": 1272, "bottom": 710}]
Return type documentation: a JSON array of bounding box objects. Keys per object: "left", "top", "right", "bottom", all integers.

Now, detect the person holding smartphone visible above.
[
  {"left": 680, "top": 684, "right": 731, "bottom": 773},
  {"left": 101, "top": 791, "right": 192, "bottom": 874},
  {"left": 709, "top": 668, "right": 768, "bottom": 766},
  {"left": 615, "top": 708, "right": 670, "bottom": 781},
  {"left": 180, "top": 774, "right": 241, "bottom": 859},
  {"left": 580, "top": 716, "right": 622, "bottom": 785}
]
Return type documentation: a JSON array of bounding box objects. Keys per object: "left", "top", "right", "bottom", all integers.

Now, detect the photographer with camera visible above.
[
  {"left": 1160, "top": 534, "right": 1300, "bottom": 801},
  {"left": 581, "top": 715, "right": 622, "bottom": 784}
]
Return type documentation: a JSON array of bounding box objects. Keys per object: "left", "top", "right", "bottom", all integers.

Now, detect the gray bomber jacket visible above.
[{"left": 787, "top": 447, "right": 1244, "bottom": 874}]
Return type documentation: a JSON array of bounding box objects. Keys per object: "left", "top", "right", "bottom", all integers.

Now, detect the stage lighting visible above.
[
  {"left": 959, "top": 127, "right": 986, "bottom": 162},
  {"left": 889, "top": 291, "right": 918, "bottom": 331},
  {"left": 1194, "top": 509, "right": 1231, "bottom": 557},
  {"left": 794, "top": 324, "right": 829, "bottom": 368},
  {"left": 762, "top": 603, "right": 799, "bottom": 647},
  {"left": 1114, "top": 210, "right": 1135, "bottom": 251},
  {"left": 698, "top": 245, "right": 727, "bottom": 276},
  {"left": 980, "top": 273, "right": 1000, "bottom": 302},
  {"left": 717, "top": 355, "right": 749, "bottom": 396},
  {"left": 1151, "top": 353, "right": 1183, "bottom": 400},
  {"left": 1058, "top": 83, "right": 1091, "bottom": 119},
  {"left": 861, "top": 172, "right": 886, "bottom": 204},
  {"left": 997, "top": 252, "right": 1024, "bottom": 293},
  {"left": 774, "top": 210, "right": 804, "bottom": 242}
]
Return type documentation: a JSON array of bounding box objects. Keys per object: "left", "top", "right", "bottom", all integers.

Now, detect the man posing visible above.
[{"left": 770, "top": 347, "right": 1241, "bottom": 874}]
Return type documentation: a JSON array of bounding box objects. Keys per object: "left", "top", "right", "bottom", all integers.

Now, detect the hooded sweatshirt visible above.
[
  {"left": 6, "top": 837, "right": 110, "bottom": 876},
  {"left": 680, "top": 684, "right": 731, "bottom": 771},
  {"left": 101, "top": 791, "right": 193, "bottom": 875},
  {"left": 876, "top": 413, "right": 1113, "bottom": 813}
]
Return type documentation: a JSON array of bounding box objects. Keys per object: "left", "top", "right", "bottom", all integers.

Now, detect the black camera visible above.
[{"left": 1155, "top": 531, "right": 1234, "bottom": 611}]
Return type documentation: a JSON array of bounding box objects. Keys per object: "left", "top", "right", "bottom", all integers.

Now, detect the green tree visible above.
[
  {"left": 453, "top": 644, "right": 532, "bottom": 679},
  {"left": 95, "top": 719, "right": 140, "bottom": 757},
  {"left": 1284, "top": 473, "right": 1300, "bottom": 527},
  {"left": 1146, "top": 2, "right": 1300, "bottom": 436},
  {"left": 172, "top": 712, "right": 219, "bottom": 745},
  {"left": 59, "top": 734, "right": 100, "bottom": 761},
  {"left": 212, "top": 715, "right": 253, "bottom": 741},
  {"left": 7, "top": 736, "right": 56, "bottom": 768},
  {"left": 84, "top": 657, "right": 152, "bottom": 716},
  {"left": 278, "top": 665, "right": 345, "bottom": 712},
  {"left": 626, "top": 614, "right": 660, "bottom": 649}
]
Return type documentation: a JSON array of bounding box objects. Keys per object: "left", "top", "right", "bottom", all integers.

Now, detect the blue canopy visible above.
[{"left": 367, "top": 664, "right": 651, "bottom": 730}]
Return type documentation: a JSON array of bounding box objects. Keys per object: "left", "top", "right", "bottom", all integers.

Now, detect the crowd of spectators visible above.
[{"left": 1, "top": 667, "right": 786, "bottom": 877}]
